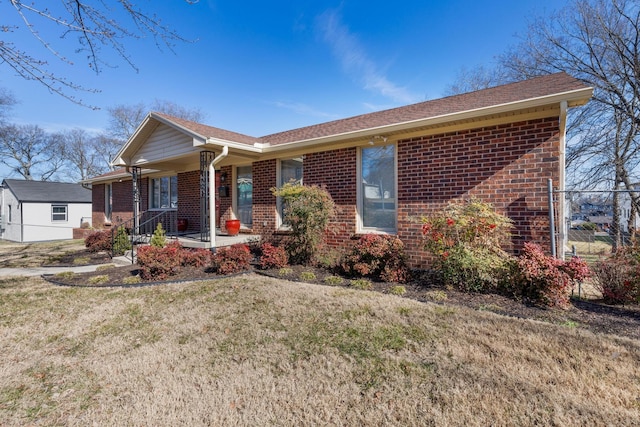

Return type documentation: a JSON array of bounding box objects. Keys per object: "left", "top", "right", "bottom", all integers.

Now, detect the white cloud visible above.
[{"left": 316, "top": 9, "right": 419, "bottom": 105}]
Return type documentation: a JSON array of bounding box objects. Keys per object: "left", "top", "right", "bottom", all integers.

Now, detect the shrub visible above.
[
  {"left": 300, "top": 271, "right": 316, "bottom": 281},
  {"left": 85, "top": 230, "right": 111, "bottom": 253},
  {"left": 511, "top": 242, "right": 590, "bottom": 308},
  {"left": 259, "top": 243, "right": 289, "bottom": 269},
  {"left": 350, "top": 279, "right": 373, "bottom": 290},
  {"left": 112, "top": 225, "right": 131, "bottom": 256},
  {"left": 271, "top": 183, "right": 335, "bottom": 265},
  {"left": 88, "top": 275, "right": 109, "bottom": 285},
  {"left": 341, "top": 234, "right": 410, "bottom": 283},
  {"left": 212, "top": 244, "right": 252, "bottom": 275},
  {"left": 150, "top": 223, "right": 167, "bottom": 248},
  {"left": 180, "top": 248, "right": 212, "bottom": 268},
  {"left": 421, "top": 199, "right": 513, "bottom": 292},
  {"left": 389, "top": 285, "right": 406, "bottom": 296},
  {"left": 137, "top": 243, "right": 182, "bottom": 280},
  {"left": 592, "top": 247, "right": 639, "bottom": 304},
  {"left": 324, "top": 275, "right": 344, "bottom": 286},
  {"left": 123, "top": 276, "right": 142, "bottom": 285}
]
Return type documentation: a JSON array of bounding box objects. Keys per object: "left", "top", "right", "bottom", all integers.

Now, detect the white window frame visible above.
[
  {"left": 105, "top": 183, "right": 112, "bottom": 221},
  {"left": 234, "top": 165, "right": 253, "bottom": 228},
  {"left": 357, "top": 144, "right": 397, "bottom": 234},
  {"left": 276, "top": 158, "right": 303, "bottom": 228},
  {"left": 149, "top": 175, "right": 178, "bottom": 210},
  {"left": 52, "top": 205, "right": 68, "bottom": 222}
]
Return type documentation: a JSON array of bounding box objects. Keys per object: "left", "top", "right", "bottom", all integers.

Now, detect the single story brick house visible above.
[
  {"left": 0, "top": 179, "right": 92, "bottom": 242},
  {"left": 85, "top": 73, "right": 592, "bottom": 267}
]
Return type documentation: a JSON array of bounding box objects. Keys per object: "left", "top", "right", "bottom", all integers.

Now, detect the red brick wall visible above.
[
  {"left": 177, "top": 170, "right": 201, "bottom": 232},
  {"left": 91, "top": 184, "right": 106, "bottom": 228},
  {"left": 397, "top": 117, "right": 559, "bottom": 267},
  {"left": 252, "top": 159, "right": 277, "bottom": 237},
  {"left": 304, "top": 148, "right": 357, "bottom": 251}
]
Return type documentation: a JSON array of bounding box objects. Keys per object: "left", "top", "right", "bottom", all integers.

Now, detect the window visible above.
[
  {"left": 52, "top": 205, "right": 68, "bottom": 222},
  {"left": 236, "top": 166, "right": 253, "bottom": 227},
  {"left": 150, "top": 176, "right": 178, "bottom": 209},
  {"left": 360, "top": 144, "right": 396, "bottom": 232},
  {"left": 277, "top": 158, "right": 303, "bottom": 225},
  {"left": 105, "top": 183, "right": 112, "bottom": 221}
]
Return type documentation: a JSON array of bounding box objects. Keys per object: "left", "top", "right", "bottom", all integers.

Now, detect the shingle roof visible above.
[
  {"left": 2, "top": 179, "right": 92, "bottom": 203},
  {"left": 150, "top": 72, "right": 590, "bottom": 147}
]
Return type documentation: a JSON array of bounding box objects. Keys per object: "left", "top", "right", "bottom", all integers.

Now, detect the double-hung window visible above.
[
  {"left": 277, "top": 158, "right": 303, "bottom": 226},
  {"left": 52, "top": 205, "right": 68, "bottom": 222},
  {"left": 359, "top": 144, "right": 396, "bottom": 232},
  {"left": 150, "top": 176, "right": 178, "bottom": 209}
]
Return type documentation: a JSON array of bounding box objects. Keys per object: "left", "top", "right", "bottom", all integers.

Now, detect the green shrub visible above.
[
  {"left": 421, "top": 199, "right": 513, "bottom": 292},
  {"left": 350, "top": 279, "right": 373, "bottom": 290},
  {"left": 300, "top": 271, "right": 316, "bottom": 281},
  {"left": 85, "top": 230, "right": 111, "bottom": 252},
  {"left": 259, "top": 242, "right": 289, "bottom": 269},
  {"left": 278, "top": 267, "right": 293, "bottom": 276},
  {"left": 88, "top": 275, "right": 109, "bottom": 285},
  {"left": 150, "top": 223, "right": 167, "bottom": 248},
  {"left": 341, "top": 234, "right": 410, "bottom": 283},
  {"left": 271, "top": 183, "right": 335, "bottom": 265},
  {"left": 212, "top": 244, "right": 252, "bottom": 275},
  {"left": 324, "top": 275, "right": 344, "bottom": 286},
  {"left": 112, "top": 225, "right": 131, "bottom": 256},
  {"left": 389, "top": 285, "right": 406, "bottom": 296}
]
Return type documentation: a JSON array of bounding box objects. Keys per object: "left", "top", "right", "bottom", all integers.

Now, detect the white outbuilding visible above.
[{"left": 0, "top": 179, "right": 92, "bottom": 242}]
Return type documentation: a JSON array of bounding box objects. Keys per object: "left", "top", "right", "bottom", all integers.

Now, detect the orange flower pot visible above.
[{"left": 225, "top": 219, "right": 241, "bottom": 236}]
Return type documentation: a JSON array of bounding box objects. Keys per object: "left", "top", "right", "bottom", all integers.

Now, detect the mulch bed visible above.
[{"left": 43, "top": 250, "right": 640, "bottom": 341}]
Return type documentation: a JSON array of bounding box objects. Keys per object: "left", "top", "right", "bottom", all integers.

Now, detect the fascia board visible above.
[{"left": 260, "top": 87, "right": 594, "bottom": 154}]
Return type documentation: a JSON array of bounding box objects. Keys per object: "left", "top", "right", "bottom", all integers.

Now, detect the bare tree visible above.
[
  {"left": 60, "top": 128, "right": 110, "bottom": 181},
  {"left": 107, "top": 99, "right": 206, "bottom": 142},
  {"left": 0, "top": 124, "right": 66, "bottom": 181},
  {"left": 446, "top": 0, "right": 640, "bottom": 216},
  {"left": 1, "top": 1, "right": 197, "bottom": 105}
]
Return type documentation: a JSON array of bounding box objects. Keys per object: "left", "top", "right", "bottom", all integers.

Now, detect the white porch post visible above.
[{"left": 209, "top": 146, "right": 229, "bottom": 250}]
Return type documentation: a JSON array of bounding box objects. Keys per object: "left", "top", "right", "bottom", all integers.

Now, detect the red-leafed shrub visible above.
[
  {"left": 85, "top": 230, "right": 112, "bottom": 253},
  {"left": 592, "top": 247, "right": 639, "bottom": 304},
  {"left": 212, "top": 244, "right": 252, "bottom": 275},
  {"left": 421, "top": 199, "right": 513, "bottom": 292},
  {"left": 259, "top": 243, "right": 289, "bottom": 269},
  {"left": 341, "top": 234, "right": 409, "bottom": 283},
  {"left": 180, "top": 247, "right": 213, "bottom": 268},
  {"left": 137, "top": 243, "right": 182, "bottom": 280},
  {"left": 511, "top": 242, "right": 590, "bottom": 308}
]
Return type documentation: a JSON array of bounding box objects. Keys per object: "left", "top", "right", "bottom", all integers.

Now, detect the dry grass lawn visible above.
[
  {"left": 0, "top": 274, "right": 638, "bottom": 426},
  {"left": 0, "top": 239, "right": 87, "bottom": 268}
]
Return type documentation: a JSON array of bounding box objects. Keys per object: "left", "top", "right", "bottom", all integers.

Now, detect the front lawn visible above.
[{"left": 0, "top": 275, "right": 638, "bottom": 426}]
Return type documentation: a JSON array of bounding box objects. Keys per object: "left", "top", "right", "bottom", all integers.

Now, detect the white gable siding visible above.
[
  {"left": 132, "top": 125, "right": 196, "bottom": 165},
  {"left": 0, "top": 188, "right": 21, "bottom": 242}
]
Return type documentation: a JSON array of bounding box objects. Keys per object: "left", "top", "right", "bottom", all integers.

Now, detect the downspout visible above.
[
  {"left": 558, "top": 100, "right": 568, "bottom": 260},
  {"left": 209, "top": 145, "right": 229, "bottom": 250}
]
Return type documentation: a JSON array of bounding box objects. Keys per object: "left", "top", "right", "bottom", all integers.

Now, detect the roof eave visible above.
[{"left": 261, "top": 86, "right": 594, "bottom": 153}]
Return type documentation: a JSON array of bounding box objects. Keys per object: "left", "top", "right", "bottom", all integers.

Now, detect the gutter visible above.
[{"left": 209, "top": 146, "right": 229, "bottom": 250}]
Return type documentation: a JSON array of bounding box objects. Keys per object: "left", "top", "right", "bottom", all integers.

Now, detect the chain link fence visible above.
[{"left": 559, "top": 189, "right": 638, "bottom": 263}]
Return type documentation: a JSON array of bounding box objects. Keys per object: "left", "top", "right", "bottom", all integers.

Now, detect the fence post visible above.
[{"left": 548, "top": 178, "right": 557, "bottom": 258}]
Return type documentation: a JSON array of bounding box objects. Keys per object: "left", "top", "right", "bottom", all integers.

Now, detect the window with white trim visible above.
[
  {"left": 150, "top": 176, "right": 178, "bottom": 209},
  {"left": 359, "top": 144, "right": 396, "bottom": 232},
  {"left": 277, "top": 158, "right": 303, "bottom": 225},
  {"left": 52, "top": 205, "right": 68, "bottom": 222},
  {"left": 105, "top": 183, "right": 112, "bottom": 221},
  {"left": 236, "top": 166, "right": 253, "bottom": 227}
]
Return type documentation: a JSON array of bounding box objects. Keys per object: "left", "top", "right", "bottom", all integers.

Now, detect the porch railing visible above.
[{"left": 110, "top": 210, "right": 179, "bottom": 263}]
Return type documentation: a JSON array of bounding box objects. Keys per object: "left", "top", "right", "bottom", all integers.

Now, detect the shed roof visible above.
[{"left": 2, "top": 179, "right": 92, "bottom": 203}]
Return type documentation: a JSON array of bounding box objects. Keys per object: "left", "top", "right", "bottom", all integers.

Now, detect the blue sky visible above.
[{"left": 2, "top": 0, "right": 568, "bottom": 140}]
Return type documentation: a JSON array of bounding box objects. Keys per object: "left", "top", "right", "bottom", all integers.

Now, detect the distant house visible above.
[
  {"left": 85, "top": 73, "right": 592, "bottom": 267},
  {"left": 0, "top": 179, "right": 92, "bottom": 242}
]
